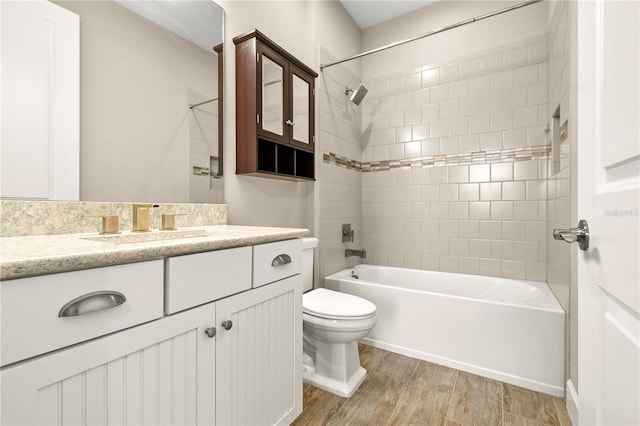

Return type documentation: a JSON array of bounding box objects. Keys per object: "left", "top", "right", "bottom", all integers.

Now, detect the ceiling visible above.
[
  {"left": 117, "top": 0, "right": 223, "bottom": 53},
  {"left": 339, "top": 0, "right": 438, "bottom": 29}
]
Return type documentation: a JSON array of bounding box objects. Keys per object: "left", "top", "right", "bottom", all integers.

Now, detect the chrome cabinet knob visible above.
[
  {"left": 222, "top": 320, "right": 233, "bottom": 330},
  {"left": 204, "top": 327, "right": 217, "bottom": 338}
]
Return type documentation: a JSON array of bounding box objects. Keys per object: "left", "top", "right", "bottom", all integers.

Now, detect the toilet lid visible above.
[{"left": 303, "top": 288, "right": 376, "bottom": 318}]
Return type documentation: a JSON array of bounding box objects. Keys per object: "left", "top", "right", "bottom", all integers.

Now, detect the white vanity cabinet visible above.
[
  {"left": 0, "top": 260, "right": 165, "bottom": 367},
  {"left": 168, "top": 239, "right": 302, "bottom": 425},
  {"left": 216, "top": 275, "right": 302, "bottom": 425},
  {"left": 0, "top": 300, "right": 218, "bottom": 425},
  {"left": 0, "top": 238, "right": 303, "bottom": 426}
]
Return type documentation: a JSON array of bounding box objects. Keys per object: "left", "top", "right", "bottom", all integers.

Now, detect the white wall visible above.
[
  {"left": 219, "top": 1, "right": 313, "bottom": 228},
  {"left": 314, "top": 0, "right": 361, "bottom": 79}
]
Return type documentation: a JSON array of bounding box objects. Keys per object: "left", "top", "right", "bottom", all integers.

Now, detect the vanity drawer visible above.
[
  {"left": 0, "top": 260, "right": 164, "bottom": 367},
  {"left": 253, "top": 239, "right": 302, "bottom": 288},
  {"left": 165, "top": 246, "right": 252, "bottom": 314}
]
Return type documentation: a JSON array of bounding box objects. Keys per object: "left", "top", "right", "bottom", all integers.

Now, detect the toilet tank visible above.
[{"left": 300, "top": 237, "right": 318, "bottom": 293}]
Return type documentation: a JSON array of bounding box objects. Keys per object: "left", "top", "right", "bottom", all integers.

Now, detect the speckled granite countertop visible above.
[{"left": 1, "top": 225, "right": 309, "bottom": 280}]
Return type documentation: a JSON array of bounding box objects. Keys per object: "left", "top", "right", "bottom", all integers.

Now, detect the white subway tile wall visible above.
[
  {"left": 361, "top": 159, "right": 548, "bottom": 278},
  {"left": 317, "top": 49, "right": 363, "bottom": 282},
  {"left": 359, "top": 37, "right": 549, "bottom": 279},
  {"left": 546, "top": 0, "right": 573, "bottom": 311}
]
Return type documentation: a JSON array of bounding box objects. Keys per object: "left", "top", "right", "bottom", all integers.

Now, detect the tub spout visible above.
[{"left": 345, "top": 248, "right": 366, "bottom": 258}]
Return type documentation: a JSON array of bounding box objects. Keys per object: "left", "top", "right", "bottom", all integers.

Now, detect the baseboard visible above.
[
  {"left": 566, "top": 379, "right": 579, "bottom": 425},
  {"left": 361, "top": 338, "right": 565, "bottom": 397}
]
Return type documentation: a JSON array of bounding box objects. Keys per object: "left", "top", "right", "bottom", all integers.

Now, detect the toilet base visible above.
[
  {"left": 303, "top": 365, "right": 367, "bottom": 398},
  {"left": 302, "top": 323, "right": 374, "bottom": 398}
]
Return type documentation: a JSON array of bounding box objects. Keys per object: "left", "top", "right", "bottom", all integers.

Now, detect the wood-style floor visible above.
[{"left": 293, "top": 345, "right": 572, "bottom": 426}]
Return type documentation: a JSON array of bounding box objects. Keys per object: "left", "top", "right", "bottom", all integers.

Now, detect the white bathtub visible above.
[{"left": 324, "top": 264, "right": 565, "bottom": 396}]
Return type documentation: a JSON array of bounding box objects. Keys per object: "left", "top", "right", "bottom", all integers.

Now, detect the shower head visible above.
[{"left": 345, "top": 84, "right": 368, "bottom": 106}]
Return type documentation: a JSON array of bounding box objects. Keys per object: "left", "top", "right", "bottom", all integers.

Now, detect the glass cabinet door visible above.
[
  {"left": 290, "top": 65, "right": 314, "bottom": 150},
  {"left": 292, "top": 74, "right": 308, "bottom": 144},
  {"left": 260, "top": 50, "right": 286, "bottom": 139}
]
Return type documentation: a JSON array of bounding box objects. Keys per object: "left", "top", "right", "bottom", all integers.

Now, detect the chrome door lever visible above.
[{"left": 553, "top": 219, "right": 590, "bottom": 250}]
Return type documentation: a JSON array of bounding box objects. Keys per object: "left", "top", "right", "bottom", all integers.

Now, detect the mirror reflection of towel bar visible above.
[
  {"left": 264, "top": 79, "right": 282, "bottom": 87},
  {"left": 189, "top": 97, "right": 218, "bottom": 109}
]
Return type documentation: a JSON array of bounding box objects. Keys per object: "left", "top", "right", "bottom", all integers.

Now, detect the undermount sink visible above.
[{"left": 82, "top": 229, "right": 210, "bottom": 244}]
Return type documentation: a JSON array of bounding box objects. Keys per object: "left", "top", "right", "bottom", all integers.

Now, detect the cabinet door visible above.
[
  {"left": 216, "top": 275, "right": 302, "bottom": 426},
  {"left": 290, "top": 64, "right": 315, "bottom": 151},
  {"left": 257, "top": 44, "right": 289, "bottom": 145},
  {"left": 1, "top": 303, "right": 216, "bottom": 425}
]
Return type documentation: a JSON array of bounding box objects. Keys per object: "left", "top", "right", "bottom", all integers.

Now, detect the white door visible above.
[
  {"left": 577, "top": 1, "right": 640, "bottom": 425},
  {"left": 1, "top": 303, "right": 216, "bottom": 425},
  {"left": 216, "top": 276, "right": 302, "bottom": 426},
  {"left": 0, "top": 0, "right": 79, "bottom": 200}
]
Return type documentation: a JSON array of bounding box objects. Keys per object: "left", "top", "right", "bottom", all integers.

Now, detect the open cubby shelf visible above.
[
  {"left": 256, "top": 139, "right": 314, "bottom": 180},
  {"left": 295, "top": 149, "right": 314, "bottom": 179}
]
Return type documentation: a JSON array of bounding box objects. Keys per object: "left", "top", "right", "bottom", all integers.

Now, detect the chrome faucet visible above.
[{"left": 345, "top": 248, "right": 366, "bottom": 258}]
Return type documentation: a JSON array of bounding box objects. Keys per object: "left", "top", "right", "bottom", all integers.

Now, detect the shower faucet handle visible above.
[{"left": 342, "top": 223, "right": 355, "bottom": 243}]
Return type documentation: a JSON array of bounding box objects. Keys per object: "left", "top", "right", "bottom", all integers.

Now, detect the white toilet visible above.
[{"left": 300, "top": 237, "right": 377, "bottom": 398}]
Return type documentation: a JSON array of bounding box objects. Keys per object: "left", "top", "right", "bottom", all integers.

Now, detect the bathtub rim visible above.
[{"left": 324, "top": 264, "right": 564, "bottom": 314}]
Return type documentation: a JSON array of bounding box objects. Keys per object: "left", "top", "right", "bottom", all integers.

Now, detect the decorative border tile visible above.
[
  {"left": 324, "top": 145, "right": 550, "bottom": 173},
  {"left": 323, "top": 152, "right": 362, "bottom": 172}
]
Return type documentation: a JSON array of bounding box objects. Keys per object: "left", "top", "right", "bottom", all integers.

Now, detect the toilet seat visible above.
[{"left": 303, "top": 288, "right": 376, "bottom": 320}]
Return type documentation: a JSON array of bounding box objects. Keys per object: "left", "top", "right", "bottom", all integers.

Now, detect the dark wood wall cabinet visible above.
[{"left": 234, "top": 29, "right": 318, "bottom": 181}]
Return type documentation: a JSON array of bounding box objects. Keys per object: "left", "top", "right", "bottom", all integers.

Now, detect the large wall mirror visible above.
[{"left": 4, "top": 0, "right": 224, "bottom": 204}]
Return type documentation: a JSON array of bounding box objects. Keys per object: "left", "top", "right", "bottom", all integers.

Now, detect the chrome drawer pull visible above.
[
  {"left": 271, "top": 254, "right": 292, "bottom": 267},
  {"left": 58, "top": 291, "right": 126, "bottom": 317}
]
